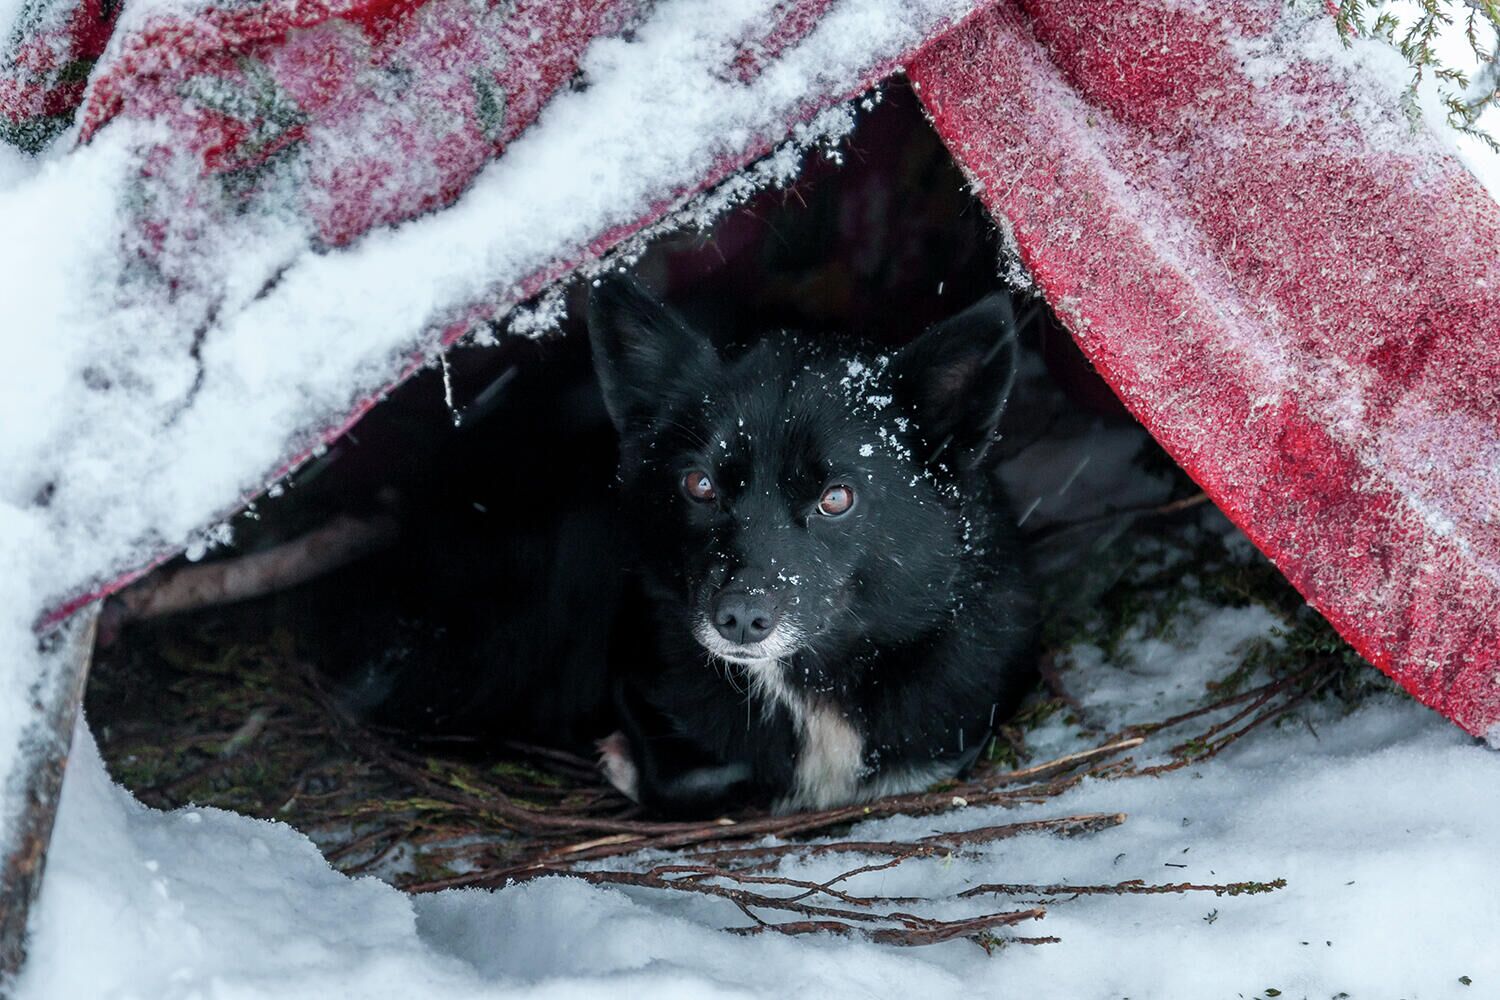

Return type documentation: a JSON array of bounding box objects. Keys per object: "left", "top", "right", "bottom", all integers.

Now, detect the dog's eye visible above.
[
  {"left": 682, "top": 470, "right": 717, "bottom": 503},
  {"left": 818, "top": 484, "right": 855, "bottom": 517}
]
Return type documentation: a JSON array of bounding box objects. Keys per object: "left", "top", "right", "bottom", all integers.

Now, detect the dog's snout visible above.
[{"left": 712, "top": 590, "right": 779, "bottom": 645}]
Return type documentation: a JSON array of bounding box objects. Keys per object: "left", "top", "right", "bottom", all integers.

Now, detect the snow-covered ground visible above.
[
  {"left": 4, "top": 0, "right": 1500, "bottom": 997},
  {"left": 20, "top": 568, "right": 1500, "bottom": 1000}
]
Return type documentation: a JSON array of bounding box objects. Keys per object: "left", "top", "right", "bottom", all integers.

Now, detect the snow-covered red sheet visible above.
[
  {"left": 0, "top": 0, "right": 973, "bottom": 972},
  {"left": 8, "top": 0, "right": 1498, "bottom": 740},
  {"left": 911, "top": 0, "right": 1500, "bottom": 738},
  {"left": 27, "top": 0, "right": 969, "bottom": 622}
]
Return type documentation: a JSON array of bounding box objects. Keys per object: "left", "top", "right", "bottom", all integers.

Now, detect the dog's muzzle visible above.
[{"left": 693, "top": 615, "right": 802, "bottom": 664}]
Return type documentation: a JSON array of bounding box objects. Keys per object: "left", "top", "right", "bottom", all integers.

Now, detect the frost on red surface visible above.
[
  {"left": 0, "top": 0, "right": 111, "bottom": 148},
  {"left": 0, "top": 0, "right": 116, "bottom": 150},
  {"left": 910, "top": 0, "right": 1500, "bottom": 736},
  {"left": 78, "top": 0, "right": 638, "bottom": 247},
  {"left": 60, "top": 0, "right": 868, "bottom": 248}
]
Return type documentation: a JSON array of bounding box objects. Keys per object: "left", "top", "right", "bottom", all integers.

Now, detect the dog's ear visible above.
[
  {"left": 588, "top": 274, "right": 718, "bottom": 430},
  {"left": 890, "top": 293, "right": 1019, "bottom": 472}
]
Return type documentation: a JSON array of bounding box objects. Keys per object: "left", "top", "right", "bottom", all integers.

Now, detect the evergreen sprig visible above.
[{"left": 1338, "top": 0, "right": 1500, "bottom": 151}]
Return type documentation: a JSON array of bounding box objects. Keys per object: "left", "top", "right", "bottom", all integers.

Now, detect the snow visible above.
[
  {"left": 2, "top": 0, "right": 1499, "bottom": 995},
  {"left": 0, "top": 143, "right": 34, "bottom": 186}
]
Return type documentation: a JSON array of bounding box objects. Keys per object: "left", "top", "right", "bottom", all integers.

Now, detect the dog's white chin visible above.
[
  {"left": 693, "top": 620, "right": 802, "bottom": 664},
  {"left": 713, "top": 650, "right": 780, "bottom": 666}
]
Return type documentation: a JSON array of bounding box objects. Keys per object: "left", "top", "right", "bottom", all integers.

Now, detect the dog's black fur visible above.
[{"left": 589, "top": 275, "right": 1037, "bottom": 816}]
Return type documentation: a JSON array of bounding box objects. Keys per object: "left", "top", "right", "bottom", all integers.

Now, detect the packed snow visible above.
[{"left": 2, "top": 0, "right": 1499, "bottom": 997}]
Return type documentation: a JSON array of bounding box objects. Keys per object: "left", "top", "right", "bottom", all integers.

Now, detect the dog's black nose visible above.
[{"left": 713, "top": 591, "right": 778, "bottom": 645}]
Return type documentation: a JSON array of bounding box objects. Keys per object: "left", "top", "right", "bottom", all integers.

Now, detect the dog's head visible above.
[{"left": 588, "top": 275, "right": 1017, "bottom": 670}]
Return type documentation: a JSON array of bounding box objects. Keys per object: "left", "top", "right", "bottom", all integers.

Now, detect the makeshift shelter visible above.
[{"left": 2, "top": 0, "right": 1497, "bottom": 979}]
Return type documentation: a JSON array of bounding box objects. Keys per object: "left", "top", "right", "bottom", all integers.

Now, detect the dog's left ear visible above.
[
  {"left": 890, "top": 293, "right": 1019, "bottom": 472},
  {"left": 588, "top": 274, "right": 718, "bottom": 431}
]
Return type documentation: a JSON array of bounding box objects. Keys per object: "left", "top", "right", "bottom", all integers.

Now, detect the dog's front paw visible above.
[{"left": 596, "top": 730, "right": 640, "bottom": 803}]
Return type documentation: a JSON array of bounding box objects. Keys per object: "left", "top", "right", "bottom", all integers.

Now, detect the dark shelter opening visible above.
[{"left": 84, "top": 81, "right": 1326, "bottom": 884}]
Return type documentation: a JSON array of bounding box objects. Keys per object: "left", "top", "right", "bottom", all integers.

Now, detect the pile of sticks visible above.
[
  {"left": 302, "top": 662, "right": 1317, "bottom": 948},
  {"left": 101, "top": 632, "right": 1319, "bottom": 950}
]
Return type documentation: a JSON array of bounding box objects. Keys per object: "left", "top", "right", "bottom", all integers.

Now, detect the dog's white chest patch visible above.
[
  {"left": 746, "top": 661, "right": 866, "bottom": 812},
  {"left": 790, "top": 702, "right": 865, "bottom": 810}
]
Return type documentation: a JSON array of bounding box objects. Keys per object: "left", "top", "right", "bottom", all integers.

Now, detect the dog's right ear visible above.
[
  {"left": 890, "top": 293, "right": 1019, "bottom": 472},
  {"left": 588, "top": 274, "right": 718, "bottom": 431}
]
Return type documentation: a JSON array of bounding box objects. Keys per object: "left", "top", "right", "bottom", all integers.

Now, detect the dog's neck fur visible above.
[{"left": 723, "top": 495, "right": 997, "bottom": 811}]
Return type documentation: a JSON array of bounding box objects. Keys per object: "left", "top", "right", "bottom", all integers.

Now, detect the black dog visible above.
[{"left": 589, "top": 275, "right": 1037, "bottom": 816}]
